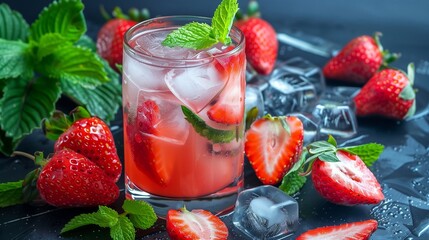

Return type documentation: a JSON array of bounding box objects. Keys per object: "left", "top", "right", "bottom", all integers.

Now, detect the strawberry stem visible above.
[{"left": 11, "top": 151, "right": 35, "bottom": 162}]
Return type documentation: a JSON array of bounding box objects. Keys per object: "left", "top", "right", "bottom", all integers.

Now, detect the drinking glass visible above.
[{"left": 122, "top": 16, "right": 246, "bottom": 217}]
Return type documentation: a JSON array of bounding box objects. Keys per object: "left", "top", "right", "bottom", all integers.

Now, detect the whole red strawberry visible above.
[
  {"left": 354, "top": 63, "right": 416, "bottom": 120},
  {"left": 323, "top": 33, "right": 398, "bottom": 84},
  {"left": 37, "top": 149, "right": 119, "bottom": 207},
  {"left": 297, "top": 219, "right": 378, "bottom": 240},
  {"left": 245, "top": 115, "right": 304, "bottom": 185},
  {"left": 312, "top": 150, "right": 384, "bottom": 205},
  {"left": 234, "top": 1, "right": 278, "bottom": 75},
  {"left": 166, "top": 207, "right": 228, "bottom": 240},
  {"left": 44, "top": 107, "right": 122, "bottom": 182},
  {"left": 96, "top": 7, "right": 153, "bottom": 70},
  {"left": 97, "top": 18, "right": 136, "bottom": 69}
]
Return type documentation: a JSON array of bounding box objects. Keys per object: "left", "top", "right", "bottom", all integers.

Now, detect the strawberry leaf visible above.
[
  {"left": 162, "top": 22, "right": 217, "bottom": 50},
  {"left": 110, "top": 215, "right": 135, "bottom": 240},
  {"left": 0, "top": 181, "right": 24, "bottom": 207},
  {"left": 38, "top": 45, "right": 109, "bottom": 88},
  {"left": 341, "top": 143, "right": 384, "bottom": 167},
  {"left": 0, "top": 39, "right": 33, "bottom": 80},
  {"left": 29, "top": 0, "right": 85, "bottom": 43},
  {"left": 61, "top": 59, "right": 121, "bottom": 123},
  {"left": 279, "top": 171, "right": 307, "bottom": 195},
  {"left": 0, "top": 3, "right": 29, "bottom": 41},
  {"left": 122, "top": 200, "right": 157, "bottom": 230},
  {"left": 327, "top": 135, "right": 337, "bottom": 147},
  {"left": 404, "top": 100, "right": 416, "bottom": 119},
  {"left": 181, "top": 105, "right": 237, "bottom": 143},
  {"left": 37, "top": 33, "right": 69, "bottom": 60},
  {"left": 211, "top": 0, "right": 239, "bottom": 44},
  {"left": 0, "top": 77, "right": 61, "bottom": 140}
]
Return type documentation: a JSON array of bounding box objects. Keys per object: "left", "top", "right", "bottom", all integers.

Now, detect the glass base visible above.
[{"left": 125, "top": 177, "right": 244, "bottom": 218}]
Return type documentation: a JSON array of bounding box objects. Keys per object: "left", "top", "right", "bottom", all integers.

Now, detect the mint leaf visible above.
[
  {"left": 0, "top": 3, "right": 29, "bottom": 41},
  {"left": 279, "top": 171, "right": 307, "bottom": 195},
  {"left": 0, "top": 77, "right": 61, "bottom": 140},
  {"left": 181, "top": 105, "right": 237, "bottom": 143},
  {"left": 341, "top": 143, "right": 384, "bottom": 167},
  {"left": 61, "top": 206, "right": 119, "bottom": 234},
  {"left": 61, "top": 58, "right": 121, "bottom": 123},
  {"left": 38, "top": 45, "right": 109, "bottom": 88},
  {"left": 0, "top": 39, "right": 33, "bottom": 79},
  {"left": 37, "top": 33, "right": 69, "bottom": 60},
  {"left": 162, "top": 22, "right": 217, "bottom": 50},
  {"left": 122, "top": 200, "right": 157, "bottom": 230},
  {"left": 30, "top": 0, "right": 86, "bottom": 43},
  {"left": 0, "top": 181, "right": 24, "bottom": 207},
  {"left": 110, "top": 215, "right": 135, "bottom": 240},
  {"left": 212, "top": 0, "right": 239, "bottom": 44},
  {"left": 162, "top": 0, "right": 238, "bottom": 49}
]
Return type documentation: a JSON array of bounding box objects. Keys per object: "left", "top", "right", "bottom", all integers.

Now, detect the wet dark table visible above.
[{"left": 1, "top": 0, "right": 429, "bottom": 239}]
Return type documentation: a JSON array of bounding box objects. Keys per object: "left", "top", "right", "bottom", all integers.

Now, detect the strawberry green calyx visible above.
[
  {"left": 162, "top": 0, "right": 239, "bottom": 50},
  {"left": 374, "top": 32, "right": 400, "bottom": 69},
  {"left": 100, "top": 5, "right": 151, "bottom": 22},
  {"left": 402, "top": 62, "right": 416, "bottom": 119},
  {"left": 235, "top": 0, "right": 260, "bottom": 21},
  {"left": 43, "top": 106, "right": 91, "bottom": 141}
]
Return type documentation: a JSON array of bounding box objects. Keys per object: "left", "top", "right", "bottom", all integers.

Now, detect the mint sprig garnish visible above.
[
  {"left": 162, "top": 0, "right": 239, "bottom": 50},
  {"left": 0, "top": 0, "right": 121, "bottom": 155},
  {"left": 279, "top": 135, "right": 384, "bottom": 195},
  {"left": 181, "top": 105, "right": 238, "bottom": 143},
  {"left": 61, "top": 200, "right": 157, "bottom": 240}
]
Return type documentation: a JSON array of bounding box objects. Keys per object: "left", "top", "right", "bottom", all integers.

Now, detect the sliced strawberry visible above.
[
  {"left": 245, "top": 115, "right": 304, "bottom": 185},
  {"left": 207, "top": 51, "right": 245, "bottom": 125},
  {"left": 127, "top": 98, "right": 170, "bottom": 184},
  {"left": 166, "top": 208, "right": 228, "bottom": 240},
  {"left": 311, "top": 150, "right": 384, "bottom": 205},
  {"left": 296, "top": 219, "right": 378, "bottom": 240}
]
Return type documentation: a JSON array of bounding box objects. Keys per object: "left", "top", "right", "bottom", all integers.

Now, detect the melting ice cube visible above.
[{"left": 233, "top": 185, "right": 299, "bottom": 239}]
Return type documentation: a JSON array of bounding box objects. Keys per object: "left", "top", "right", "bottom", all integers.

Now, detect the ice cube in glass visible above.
[
  {"left": 311, "top": 90, "right": 358, "bottom": 138},
  {"left": 233, "top": 185, "right": 299, "bottom": 239},
  {"left": 264, "top": 72, "right": 317, "bottom": 116}
]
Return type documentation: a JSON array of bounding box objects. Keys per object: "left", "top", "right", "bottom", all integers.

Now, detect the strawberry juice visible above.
[{"left": 122, "top": 16, "right": 246, "bottom": 216}]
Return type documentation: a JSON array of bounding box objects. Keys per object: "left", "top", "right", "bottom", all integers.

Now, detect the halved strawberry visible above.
[
  {"left": 207, "top": 52, "right": 245, "bottom": 125},
  {"left": 166, "top": 207, "right": 228, "bottom": 240},
  {"left": 311, "top": 150, "right": 384, "bottom": 205},
  {"left": 296, "top": 219, "right": 378, "bottom": 240},
  {"left": 127, "top": 98, "right": 170, "bottom": 184},
  {"left": 245, "top": 115, "right": 304, "bottom": 185}
]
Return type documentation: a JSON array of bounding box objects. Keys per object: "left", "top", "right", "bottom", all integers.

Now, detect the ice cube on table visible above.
[
  {"left": 275, "top": 57, "right": 326, "bottom": 96},
  {"left": 288, "top": 112, "right": 320, "bottom": 145},
  {"left": 264, "top": 72, "right": 317, "bottom": 116},
  {"left": 311, "top": 89, "right": 358, "bottom": 139},
  {"left": 164, "top": 64, "right": 227, "bottom": 113},
  {"left": 233, "top": 185, "right": 299, "bottom": 239},
  {"left": 245, "top": 85, "right": 265, "bottom": 118}
]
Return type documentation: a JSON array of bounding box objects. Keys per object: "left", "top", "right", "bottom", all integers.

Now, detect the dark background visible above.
[{"left": 1, "top": 0, "right": 429, "bottom": 239}]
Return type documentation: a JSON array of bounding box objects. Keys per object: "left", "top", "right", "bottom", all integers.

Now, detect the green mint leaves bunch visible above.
[
  {"left": 61, "top": 200, "right": 157, "bottom": 240},
  {"left": 0, "top": 0, "right": 121, "bottom": 156},
  {"left": 279, "top": 135, "right": 385, "bottom": 195},
  {"left": 162, "top": 0, "right": 239, "bottom": 50}
]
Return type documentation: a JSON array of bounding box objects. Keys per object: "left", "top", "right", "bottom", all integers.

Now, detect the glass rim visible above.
[{"left": 123, "top": 15, "right": 245, "bottom": 65}]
